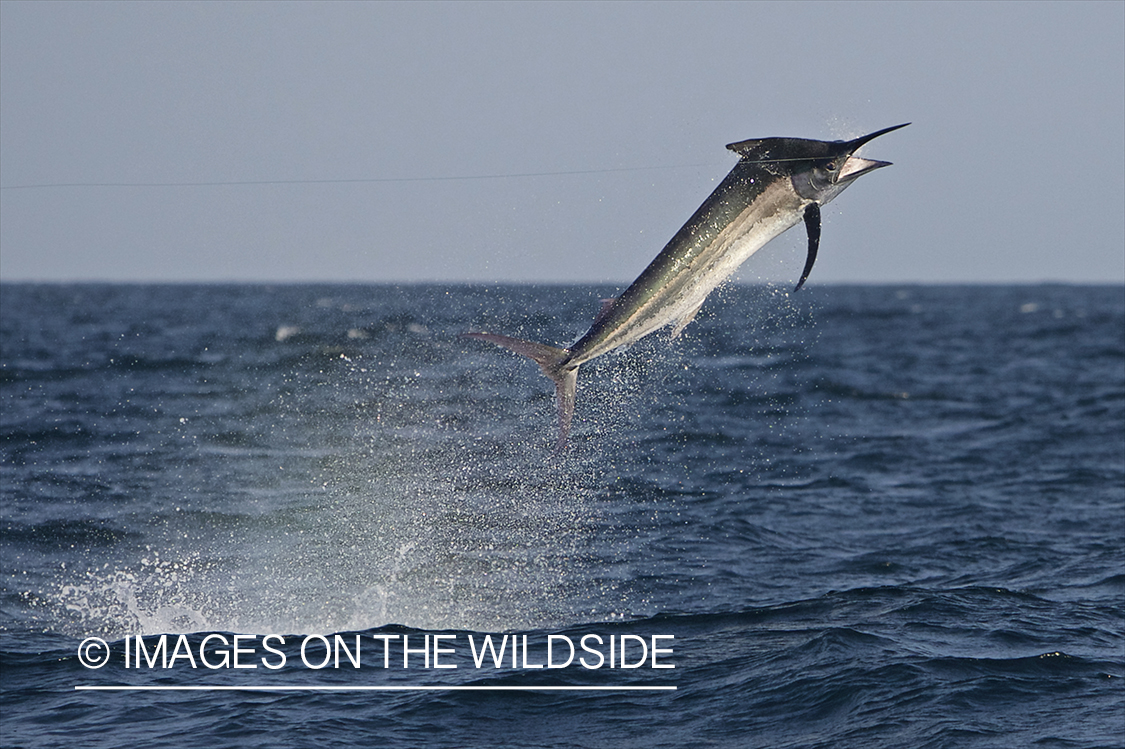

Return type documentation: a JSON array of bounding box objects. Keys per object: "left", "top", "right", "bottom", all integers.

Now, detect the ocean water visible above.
[{"left": 1, "top": 282, "right": 1122, "bottom": 748}]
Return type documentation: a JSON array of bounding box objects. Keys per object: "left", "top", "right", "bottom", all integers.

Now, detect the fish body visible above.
[{"left": 468, "top": 124, "right": 908, "bottom": 450}]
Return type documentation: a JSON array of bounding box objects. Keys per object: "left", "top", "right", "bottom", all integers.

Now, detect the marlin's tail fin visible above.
[{"left": 464, "top": 332, "right": 578, "bottom": 452}]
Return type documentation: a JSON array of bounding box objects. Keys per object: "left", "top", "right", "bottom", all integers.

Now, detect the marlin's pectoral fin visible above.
[{"left": 794, "top": 203, "right": 821, "bottom": 292}]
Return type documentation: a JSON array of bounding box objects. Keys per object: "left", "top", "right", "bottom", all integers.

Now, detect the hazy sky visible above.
[{"left": 2, "top": 1, "right": 1122, "bottom": 284}]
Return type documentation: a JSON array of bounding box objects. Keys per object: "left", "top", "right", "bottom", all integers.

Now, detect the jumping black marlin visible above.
[{"left": 467, "top": 124, "right": 908, "bottom": 450}]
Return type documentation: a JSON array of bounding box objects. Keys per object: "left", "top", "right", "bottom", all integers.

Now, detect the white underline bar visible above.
[{"left": 76, "top": 685, "right": 675, "bottom": 692}]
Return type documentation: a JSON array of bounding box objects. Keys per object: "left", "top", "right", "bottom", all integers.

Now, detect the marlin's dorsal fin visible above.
[
  {"left": 725, "top": 138, "right": 767, "bottom": 157},
  {"left": 726, "top": 136, "right": 834, "bottom": 162}
]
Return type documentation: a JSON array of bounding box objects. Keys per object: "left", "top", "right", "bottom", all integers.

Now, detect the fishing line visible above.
[
  {"left": 0, "top": 163, "right": 719, "bottom": 191},
  {"left": 0, "top": 157, "right": 824, "bottom": 191}
]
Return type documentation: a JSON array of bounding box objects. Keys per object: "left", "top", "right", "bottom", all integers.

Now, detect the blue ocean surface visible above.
[{"left": 1, "top": 283, "right": 1122, "bottom": 748}]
